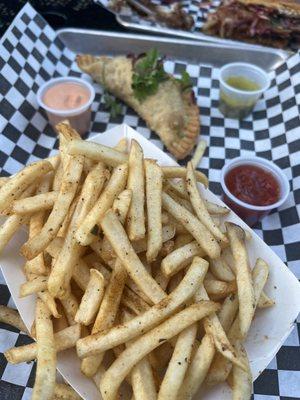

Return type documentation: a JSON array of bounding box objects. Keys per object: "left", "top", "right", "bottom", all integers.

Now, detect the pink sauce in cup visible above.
[{"left": 37, "top": 77, "right": 95, "bottom": 136}]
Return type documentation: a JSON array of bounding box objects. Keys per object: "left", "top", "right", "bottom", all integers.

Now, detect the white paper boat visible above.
[{"left": 1, "top": 124, "right": 300, "bottom": 400}]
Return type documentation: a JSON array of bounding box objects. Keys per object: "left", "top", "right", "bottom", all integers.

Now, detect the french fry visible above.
[
  {"left": 21, "top": 155, "right": 84, "bottom": 260},
  {"left": 161, "top": 166, "right": 208, "bottom": 187},
  {"left": 0, "top": 160, "right": 53, "bottom": 212},
  {"left": 81, "top": 259, "right": 127, "bottom": 377},
  {"left": 75, "top": 163, "right": 128, "bottom": 246},
  {"left": 122, "top": 310, "right": 157, "bottom": 400},
  {"left": 232, "top": 341, "right": 252, "bottom": 400},
  {"left": 218, "top": 293, "right": 239, "bottom": 333},
  {"left": 77, "top": 257, "right": 208, "bottom": 358},
  {"left": 186, "top": 162, "right": 228, "bottom": 244},
  {"left": 205, "top": 200, "right": 230, "bottom": 215},
  {"left": 127, "top": 140, "right": 146, "bottom": 241},
  {"left": 166, "top": 179, "right": 189, "bottom": 200},
  {"left": 53, "top": 383, "right": 82, "bottom": 400},
  {"left": 204, "top": 279, "right": 237, "bottom": 299},
  {"left": 0, "top": 214, "right": 29, "bottom": 255},
  {"left": 112, "top": 189, "right": 132, "bottom": 224},
  {"left": 12, "top": 191, "right": 58, "bottom": 215},
  {"left": 100, "top": 301, "right": 219, "bottom": 400},
  {"left": 52, "top": 161, "right": 63, "bottom": 191},
  {"left": 0, "top": 305, "right": 27, "bottom": 332},
  {"left": 145, "top": 159, "right": 163, "bottom": 261},
  {"left": 158, "top": 324, "right": 197, "bottom": 400},
  {"left": 32, "top": 299, "right": 56, "bottom": 400},
  {"left": 37, "top": 290, "right": 61, "bottom": 318},
  {"left": 5, "top": 324, "right": 80, "bottom": 364},
  {"left": 122, "top": 287, "right": 150, "bottom": 315},
  {"left": 174, "top": 233, "right": 194, "bottom": 248},
  {"left": 19, "top": 275, "right": 48, "bottom": 297},
  {"left": 101, "top": 209, "right": 165, "bottom": 304},
  {"left": 162, "top": 192, "right": 221, "bottom": 259},
  {"left": 196, "top": 285, "right": 246, "bottom": 371},
  {"left": 75, "top": 269, "right": 105, "bottom": 326},
  {"left": 178, "top": 334, "right": 215, "bottom": 400},
  {"left": 161, "top": 241, "right": 204, "bottom": 277},
  {"left": 258, "top": 291, "right": 275, "bottom": 308},
  {"left": 191, "top": 138, "right": 207, "bottom": 168},
  {"left": 60, "top": 292, "right": 79, "bottom": 326},
  {"left": 226, "top": 222, "right": 255, "bottom": 339},
  {"left": 114, "top": 137, "right": 128, "bottom": 153},
  {"left": 57, "top": 195, "right": 79, "bottom": 238},
  {"left": 68, "top": 139, "right": 128, "bottom": 166},
  {"left": 209, "top": 257, "right": 235, "bottom": 282},
  {"left": 206, "top": 258, "right": 269, "bottom": 386}
]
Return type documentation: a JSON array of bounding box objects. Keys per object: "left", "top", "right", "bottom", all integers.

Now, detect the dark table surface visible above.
[{"left": 0, "top": 0, "right": 124, "bottom": 37}]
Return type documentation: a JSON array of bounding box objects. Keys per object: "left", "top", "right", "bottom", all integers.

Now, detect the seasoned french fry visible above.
[
  {"left": 5, "top": 324, "right": 80, "bottom": 364},
  {"left": 161, "top": 166, "right": 208, "bottom": 187},
  {"left": 218, "top": 293, "right": 239, "bottom": 333},
  {"left": 19, "top": 275, "right": 48, "bottom": 297},
  {"left": 178, "top": 334, "right": 215, "bottom": 400},
  {"left": 205, "top": 200, "right": 230, "bottom": 215},
  {"left": 226, "top": 222, "right": 255, "bottom": 339},
  {"left": 12, "top": 191, "right": 58, "bottom": 215},
  {"left": 127, "top": 140, "right": 146, "bottom": 241},
  {"left": 75, "top": 269, "right": 105, "bottom": 326},
  {"left": 77, "top": 257, "right": 208, "bottom": 358},
  {"left": 258, "top": 291, "right": 275, "bottom": 308},
  {"left": 232, "top": 341, "right": 252, "bottom": 400},
  {"left": 158, "top": 324, "right": 197, "bottom": 400},
  {"left": 32, "top": 299, "right": 56, "bottom": 400},
  {"left": 112, "top": 189, "right": 132, "bottom": 224},
  {"left": 191, "top": 138, "right": 207, "bottom": 168},
  {"left": 209, "top": 257, "right": 235, "bottom": 282},
  {"left": 53, "top": 383, "right": 81, "bottom": 400},
  {"left": 196, "top": 285, "right": 246, "bottom": 370},
  {"left": 186, "top": 162, "right": 228, "bottom": 244},
  {"left": 68, "top": 139, "right": 128, "bottom": 166},
  {"left": 0, "top": 305, "right": 27, "bottom": 332},
  {"left": 204, "top": 279, "right": 237, "bottom": 299},
  {"left": 37, "top": 290, "right": 60, "bottom": 318},
  {"left": 166, "top": 179, "right": 189, "bottom": 200},
  {"left": 21, "top": 155, "right": 84, "bottom": 260},
  {"left": 75, "top": 163, "right": 128, "bottom": 246},
  {"left": 101, "top": 209, "right": 165, "bottom": 304},
  {"left": 161, "top": 241, "right": 204, "bottom": 277},
  {"left": 114, "top": 138, "right": 128, "bottom": 153},
  {"left": 121, "top": 310, "right": 157, "bottom": 400},
  {"left": 81, "top": 259, "right": 127, "bottom": 377},
  {"left": 60, "top": 292, "right": 79, "bottom": 326},
  {"left": 162, "top": 192, "right": 221, "bottom": 259},
  {"left": 100, "top": 301, "right": 219, "bottom": 400},
  {"left": 0, "top": 214, "right": 29, "bottom": 255},
  {"left": 0, "top": 160, "right": 53, "bottom": 212},
  {"left": 145, "top": 159, "right": 163, "bottom": 261}
]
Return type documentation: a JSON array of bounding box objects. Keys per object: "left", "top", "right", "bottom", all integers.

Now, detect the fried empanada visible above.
[{"left": 77, "top": 53, "right": 200, "bottom": 159}]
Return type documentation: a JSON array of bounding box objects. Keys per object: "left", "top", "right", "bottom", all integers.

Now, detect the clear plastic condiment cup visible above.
[
  {"left": 220, "top": 156, "right": 289, "bottom": 227},
  {"left": 219, "top": 62, "right": 270, "bottom": 119},
  {"left": 37, "top": 77, "right": 95, "bottom": 136}
]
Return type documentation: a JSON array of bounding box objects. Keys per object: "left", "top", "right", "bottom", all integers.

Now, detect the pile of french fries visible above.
[{"left": 0, "top": 121, "right": 275, "bottom": 400}]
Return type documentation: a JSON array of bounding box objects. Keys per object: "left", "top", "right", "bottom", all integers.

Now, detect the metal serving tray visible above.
[{"left": 57, "top": 28, "right": 289, "bottom": 71}]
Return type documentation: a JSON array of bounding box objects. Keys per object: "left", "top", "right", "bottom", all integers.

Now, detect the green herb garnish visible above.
[
  {"left": 176, "top": 71, "right": 193, "bottom": 91},
  {"left": 103, "top": 92, "right": 122, "bottom": 118},
  {"left": 132, "top": 49, "right": 168, "bottom": 102}
]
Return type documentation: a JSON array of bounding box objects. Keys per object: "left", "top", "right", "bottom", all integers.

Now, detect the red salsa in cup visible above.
[{"left": 225, "top": 164, "right": 280, "bottom": 207}]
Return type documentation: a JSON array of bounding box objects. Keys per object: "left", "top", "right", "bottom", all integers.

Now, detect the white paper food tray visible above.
[{"left": 1, "top": 124, "right": 300, "bottom": 400}]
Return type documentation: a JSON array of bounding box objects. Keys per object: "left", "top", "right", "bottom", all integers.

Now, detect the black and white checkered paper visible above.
[{"left": 0, "top": 3, "right": 299, "bottom": 399}]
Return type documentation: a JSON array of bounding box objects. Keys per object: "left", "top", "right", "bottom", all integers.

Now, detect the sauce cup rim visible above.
[
  {"left": 37, "top": 76, "right": 95, "bottom": 117},
  {"left": 219, "top": 62, "right": 270, "bottom": 96},
  {"left": 220, "top": 156, "right": 289, "bottom": 212}
]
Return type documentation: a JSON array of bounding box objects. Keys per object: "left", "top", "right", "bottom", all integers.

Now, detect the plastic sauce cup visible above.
[
  {"left": 219, "top": 63, "right": 270, "bottom": 119},
  {"left": 220, "top": 156, "right": 289, "bottom": 227},
  {"left": 37, "top": 77, "right": 95, "bottom": 136}
]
